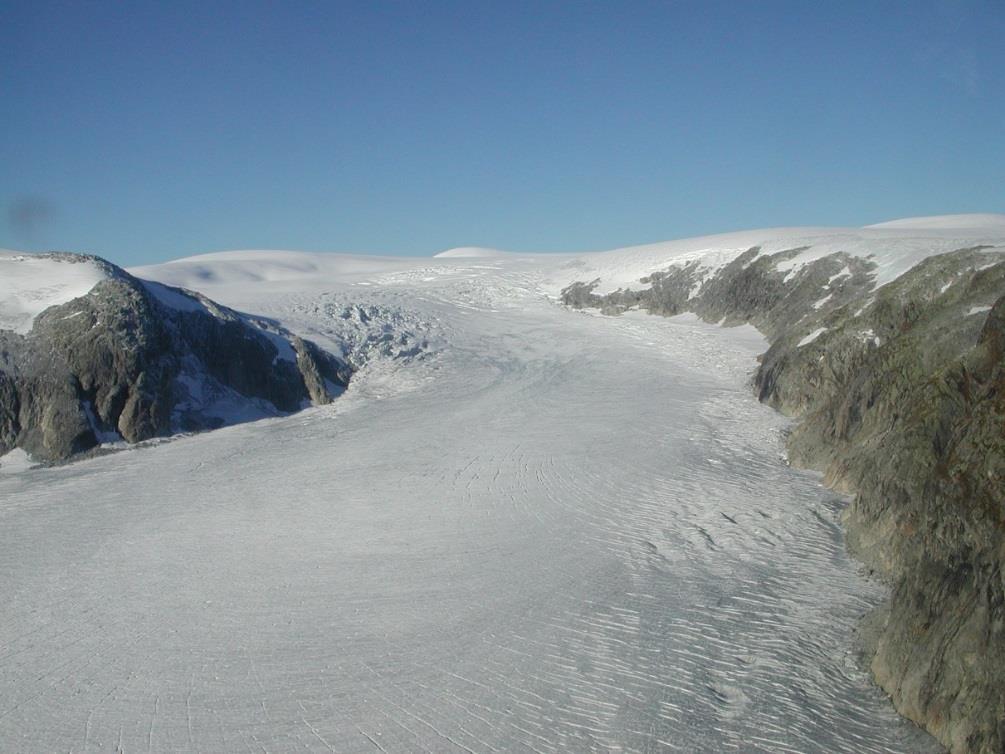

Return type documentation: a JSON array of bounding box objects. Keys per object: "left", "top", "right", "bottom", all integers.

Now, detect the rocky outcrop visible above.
[
  {"left": 0, "top": 254, "right": 350, "bottom": 462},
  {"left": 563, "top": 245, "right": 1005, "bottom": 753}
]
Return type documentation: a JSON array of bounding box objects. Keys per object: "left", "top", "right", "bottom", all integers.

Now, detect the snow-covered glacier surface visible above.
[{"left": 0, "top": 252, "right": 943, "bottom": 752}]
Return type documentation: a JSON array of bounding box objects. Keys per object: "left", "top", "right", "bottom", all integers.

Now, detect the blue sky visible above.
[{"left": 2, "top": 0, "right": 1003, "bottom": 266}]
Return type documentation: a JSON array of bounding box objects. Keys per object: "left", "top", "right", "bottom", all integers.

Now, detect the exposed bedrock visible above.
[
  {"left": 0, "top": 255, "right": 350, "bottom": 462},
  {"left": 564, "top": 245, "right": 1005, "bottom": 753}
]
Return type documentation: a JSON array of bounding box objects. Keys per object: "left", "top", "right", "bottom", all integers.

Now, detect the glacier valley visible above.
[{"left": 2, "top": 234, "right": 974, "bottom": 752}]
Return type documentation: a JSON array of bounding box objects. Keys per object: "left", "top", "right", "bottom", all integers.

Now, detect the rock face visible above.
[
  {"left": 563, "top": 245, "right": 1005, "bottom": 754},
  {"left": 0, "top": 254, "right": 350, "bottom": 462}
]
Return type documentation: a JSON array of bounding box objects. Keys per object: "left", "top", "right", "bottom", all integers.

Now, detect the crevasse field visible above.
[{"left": 1, "top": 229, "right": 962, "bottom": 752}]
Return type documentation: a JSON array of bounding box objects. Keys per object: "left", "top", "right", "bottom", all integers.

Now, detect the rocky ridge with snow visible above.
[
  {"left": 561, "top": 217, "right": 1005, "bottom": 754},
  {"left": 0, "top": 252, "right": 349, "bottom": 461}
]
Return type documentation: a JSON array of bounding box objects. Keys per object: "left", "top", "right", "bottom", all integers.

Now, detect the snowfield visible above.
[
  {"left": 0, "top": 252, "right": 110, "bottom": 334},
  {"left": 536, "top": 215, "right": 1005, "bottom": 296},
  {"left": 8, "top": 216, "right": 1003, "bottom": 752}
]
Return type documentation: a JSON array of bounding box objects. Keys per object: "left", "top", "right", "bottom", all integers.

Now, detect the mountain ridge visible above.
[
  {"left": 0, "top": 254, "right": 349, "bottom": 462},
  {"left": 561, "top": 229, "right": 1005, "bottom": 753}
]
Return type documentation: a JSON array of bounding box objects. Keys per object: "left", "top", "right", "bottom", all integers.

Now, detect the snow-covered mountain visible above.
[
  {"left": 2, "top": 215, "right": 1003, "bottom": 753},
  {"left": 540, "top": 214, "right": 1005, "bottom": 296},
  {"left": 0, "top": 252, "right": 348, "bottom": 461}
]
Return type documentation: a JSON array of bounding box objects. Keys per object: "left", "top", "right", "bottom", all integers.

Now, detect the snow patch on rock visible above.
[
  {"left": 0, "top": 447, "right": 34, "bottom": 474},
  {"left": 798, "top": 327, "right": 827, "bottom": 347}
]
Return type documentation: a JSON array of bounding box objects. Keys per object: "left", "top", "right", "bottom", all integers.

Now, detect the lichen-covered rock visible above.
[
  {"left": 0, "top": 254, "right": 352, "bottom": 462},
  {"left": 843, "top": 294, "right": 1005, "bottom": 753},
  {"left": 0, "top": 331, "right": 97, "bottom": 459},
  {"left": 0, "top": 362, "right": 20, "bottom": 452},
  {"left": 563, "top": 244, "right": 1005, "bottom": 753}
]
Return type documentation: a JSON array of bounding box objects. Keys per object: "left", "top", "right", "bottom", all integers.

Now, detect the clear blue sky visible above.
[{"left": 2, "top": 0, "right": 1003, "bottom": 266}]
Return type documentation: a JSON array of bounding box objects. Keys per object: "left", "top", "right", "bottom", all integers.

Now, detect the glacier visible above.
[{"left": 2, "top": 230, "right": 973, "bottom": 752}]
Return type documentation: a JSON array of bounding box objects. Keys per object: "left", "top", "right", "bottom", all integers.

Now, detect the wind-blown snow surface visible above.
[
  {"left": 433, "top": 247, "right": 509, "bottom": 258},
  {"left": 864, "top": 213, "right": 1005, "bottom": 231},
  {"left": 0, "top": 252, "right": 109, "bottom": 333},
  {"left": 0, "top": 233, "right": 965, "bottom": 752}
]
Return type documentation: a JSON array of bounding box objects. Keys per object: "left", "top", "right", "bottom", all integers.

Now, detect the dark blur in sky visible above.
[{"left": 2, "top": 0, "right": 1003, "bottom": 266}]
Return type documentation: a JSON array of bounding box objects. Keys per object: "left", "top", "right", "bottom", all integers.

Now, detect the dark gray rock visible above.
[{"left": 0, "top": 254, "right": 351, "bottom": 462}]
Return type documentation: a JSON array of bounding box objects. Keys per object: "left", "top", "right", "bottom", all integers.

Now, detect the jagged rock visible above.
[
  {"left": 0, "top": 253, "right": 351, "bottom": 462},
  {"left": 290, "top": 335, "right": 346, "bottom": 405}
]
